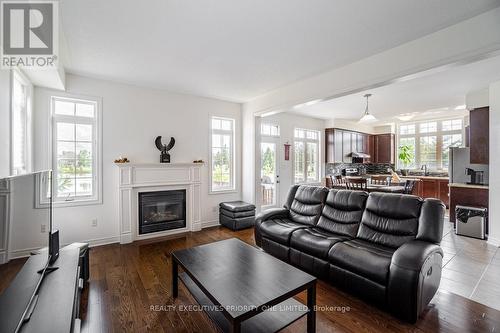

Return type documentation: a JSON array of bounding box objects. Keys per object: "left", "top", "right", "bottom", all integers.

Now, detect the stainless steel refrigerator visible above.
[{"left": 449, "top": 147, "right": 489, "bottom": 184}]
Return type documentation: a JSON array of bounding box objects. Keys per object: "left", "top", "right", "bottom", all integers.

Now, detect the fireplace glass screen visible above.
[{"left": 138, "top": 190, "right": 186, "bottom": 234}]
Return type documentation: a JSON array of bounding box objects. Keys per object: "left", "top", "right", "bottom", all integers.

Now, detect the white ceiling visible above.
[
  {"left": 288, "top": 55, "right": 500, "bottom": 123},
  {"left": 60, "top": 0, "right": 500, "bottom": 102}
]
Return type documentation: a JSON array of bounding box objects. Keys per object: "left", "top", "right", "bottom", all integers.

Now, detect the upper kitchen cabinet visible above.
[
  {"left": 325, "top": 128, "right": 389, "bottom": 164},
  {"left": 469, "top": 107, "right": 489, "bottom": 164},
  {"left": 373, "top": 133, "right": 395, "bottom": 164}
]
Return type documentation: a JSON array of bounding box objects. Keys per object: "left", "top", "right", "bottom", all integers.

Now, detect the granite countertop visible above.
[
  {"left": 365, "top": 173, "right": 449, "bottom": 180},
  {"left": 400, "top": 175, "right": 449, "bottom": 180},
  {"left": 449, "top": 182, "right": 489, "bottom": 190}
]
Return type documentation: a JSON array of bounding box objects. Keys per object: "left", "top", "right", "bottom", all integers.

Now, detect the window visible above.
[
  {"left": 210, "top": 116, "right": 235, "bottom": 192},
  {"left": 11, "top": 71, "right": 32, "bottom": 175},
  {"left": 294, "top": 128, "right": 320, "bottom": 184},
  {"left": 397, "top": 118, "right": 463, "bottom": 171},
  {"left": 261, "top": 123, "right": 280, "bottom": 137},
  {"left": 51, "top": 96, "right": 101, "bottom": 204}
]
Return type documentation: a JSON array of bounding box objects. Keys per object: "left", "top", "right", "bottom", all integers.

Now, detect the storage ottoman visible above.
[{"left": 219, "top": 201, "right": 256, "bottom": 231}]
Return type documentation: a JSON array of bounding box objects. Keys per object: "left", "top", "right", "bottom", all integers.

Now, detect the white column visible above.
[{"left": 488, "top": 81, "right": 500, "bottom": 246}]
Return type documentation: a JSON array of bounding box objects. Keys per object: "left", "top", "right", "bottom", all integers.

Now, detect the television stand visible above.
[{"left": 0, "top": 243, "right": 89, "bottom": 333}]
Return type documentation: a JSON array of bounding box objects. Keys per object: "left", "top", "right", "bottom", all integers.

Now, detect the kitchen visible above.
[{"left": 323, "top": 106, "right": 489, "bottom": 239}]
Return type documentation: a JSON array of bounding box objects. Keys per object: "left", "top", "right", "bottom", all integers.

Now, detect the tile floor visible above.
[{"left": 439, "top": 219, "right": 500, "bottom": 310}]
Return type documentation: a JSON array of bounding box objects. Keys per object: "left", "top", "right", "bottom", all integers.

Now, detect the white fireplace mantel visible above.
[{"left": 116, "top": 163, "right": 204, "bottom": 244}]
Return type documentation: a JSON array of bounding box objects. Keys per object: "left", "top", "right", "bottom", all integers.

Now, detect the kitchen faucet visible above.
[{"left": 420, "top": 165, "right": 429, "bottom": 176}]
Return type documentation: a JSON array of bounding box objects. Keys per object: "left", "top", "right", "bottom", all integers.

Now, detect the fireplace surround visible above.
[{"left": 116, "top": 163, "right": 203, "bottom": 244}]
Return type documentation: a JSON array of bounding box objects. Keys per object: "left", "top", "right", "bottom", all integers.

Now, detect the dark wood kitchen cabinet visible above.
[
  {"left": 342, "top": 131, "right": 353, "bottom": 163},
  {"left": 449, "top": 185, "right": 488, "bottom": 223},
  {"left": 373, "top": 134, "right": 395, "bottom": 164},
  {"left": 325, "top": 128, "right": 335, "bottom": 163},
  {"left": 323, "top": 131, "right": 388, "bottom": 164},
  {"left": 325, "top": 128, "right": 393, "bottom": 164},
  {"left": 411, "top": 177, "right": 449, "bottom": 207},
  {"left": 469, "top": 107, "right": 489, "bottom": 164}
]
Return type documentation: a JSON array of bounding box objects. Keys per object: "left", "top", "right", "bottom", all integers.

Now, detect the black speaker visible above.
[{"left": 49, "top": 229, "right": 59, "bottom": 264}]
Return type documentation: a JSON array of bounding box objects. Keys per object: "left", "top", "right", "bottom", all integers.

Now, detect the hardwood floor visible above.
[{"left": 2, "top": 226, "right": 500, "bottom": 332}]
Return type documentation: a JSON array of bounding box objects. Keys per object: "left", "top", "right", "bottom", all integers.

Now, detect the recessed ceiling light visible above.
[{"left": 454, "top": 104, "right": 466, "bottom": 110}]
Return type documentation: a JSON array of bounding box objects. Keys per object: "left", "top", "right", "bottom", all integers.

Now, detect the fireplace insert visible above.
[{"left": 138, "top": 190, "right": 186, "bottom": 234}]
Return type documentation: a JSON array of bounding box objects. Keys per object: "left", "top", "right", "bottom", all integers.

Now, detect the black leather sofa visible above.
[{"left": 254, "top": 185, "right": 445, "bottom": 323}]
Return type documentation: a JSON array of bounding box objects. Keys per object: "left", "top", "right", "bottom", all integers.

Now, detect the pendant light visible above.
[{"left": 358, "top": 93, "right": 377, "bottom": 123}]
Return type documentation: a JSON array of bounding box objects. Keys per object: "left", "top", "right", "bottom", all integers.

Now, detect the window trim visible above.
[
  {"left": 209, "top": 116, "right": 236, "bottom": 194},
  {"left": 49, "top": 94, "right": 103, "bottom": 207},
  {"left": 260, "top": 122, "right": 280, "bottom": 137},
  {"left": 10, "top": 69, "right": 33, "bottom": 175},
  {"left": 397, "top": 117, "right": 464, "bottom": 171},
  {"left": 293, "top": 128, "right": 321, "bottom": 185}
]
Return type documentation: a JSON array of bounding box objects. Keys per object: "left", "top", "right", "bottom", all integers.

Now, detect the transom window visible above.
[
  {"left": 398, "top": 118, "right": 463, "bottom": 171},
  {"left": 51, "top": 96, "right": 101, "bottom": 204},
  {"left": 294, "top": 128, "right": 320, "bottom": 184},
  {"left": 210, "top": 116, "right": 235, "bottom": 192},
  {"left": 261, "top": 123, "right": 280, "bottom": 137}
]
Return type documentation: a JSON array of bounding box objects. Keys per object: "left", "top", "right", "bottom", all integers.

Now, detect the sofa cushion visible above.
[
  {"left": 316, "top": 189, "right": 368, "bottom": 237},
  {"left": 357, "top": 192, "right": 422, "bottom": 248},
  {"left": 290, "top": 227, "right": 349, "bottom": 259},
  {"left": 328, "top": 239, "right": 396, "bottom": 285},
  {"left": 289, "top": 186, "right": 328, "bottom": 225},
  {"left": 259, "top": 218, "right": 309, "bottom": 245}
]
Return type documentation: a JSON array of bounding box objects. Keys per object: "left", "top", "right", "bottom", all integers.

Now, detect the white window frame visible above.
[
  {"left": 49, "top": 94, "right": 103, "bottom": 207},
  {"left": 260, "top": 122, "right": 280, "bottom": 137},
  {"left": 293, "top": 128, "right": 321, "bottom": 185},
  {"left": 397, "top": 117, "right": 464, "bottom": 171},
  {"left": 10, "top": 69, "right": 33, "bottom": 175},
  {"left": 209, "top": 116, "right": 236, "bottom": 194}
]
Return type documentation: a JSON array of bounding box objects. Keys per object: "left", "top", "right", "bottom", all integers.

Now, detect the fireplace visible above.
[{"left": 138, "top": 190, "right": 186, "bottom": 234}]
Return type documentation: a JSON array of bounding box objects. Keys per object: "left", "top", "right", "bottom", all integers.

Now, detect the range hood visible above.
[{"left": 351, "top": 152, "right": 371, "bottom": 159}]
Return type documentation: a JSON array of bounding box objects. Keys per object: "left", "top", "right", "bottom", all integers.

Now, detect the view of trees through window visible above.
[
  {"left": 294, "top": 128, "right": 320, "bottom": 183},
  {"left": 211, "top": 117, "right": 234, "bottom": 191},
  {"left": 52, "top": 97, "right": 97, "bottom": 200},
  {"left": 398, "top": 119, "right": 463, "bottom": 171}
]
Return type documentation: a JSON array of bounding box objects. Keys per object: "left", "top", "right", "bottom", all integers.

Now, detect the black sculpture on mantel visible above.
[{"left": 155, "top": 136, "right": 175, "bottom": 163}]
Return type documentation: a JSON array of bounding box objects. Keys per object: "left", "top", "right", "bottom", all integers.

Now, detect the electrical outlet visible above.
[
  {"left": 92, "top": 219, "right": 98, "bottom": 227},
  {"left": 41, "top": 224, "right": 46, "bottom": 233}
]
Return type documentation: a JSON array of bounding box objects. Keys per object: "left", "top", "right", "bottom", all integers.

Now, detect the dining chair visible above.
[
  {"left": 329, "top": 175, "right": 345, "bottom": 188},
  {"left": 370, "top": 175, "right": 391, "bottom": 185},
  {"left": 345, "top": 178, "right": 368, "bottom": 191},
  {"left": 403, "top": 179, "right": 418, "bottom": 195}
]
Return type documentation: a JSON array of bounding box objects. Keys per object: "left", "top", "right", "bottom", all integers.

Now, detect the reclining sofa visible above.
[{"left": 254, "top": 185, "right": 445, "bottom": 323}]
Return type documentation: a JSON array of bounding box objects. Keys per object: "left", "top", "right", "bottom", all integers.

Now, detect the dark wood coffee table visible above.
[{"left": 172, "top": 238, "right": 317, "bottom": 333}]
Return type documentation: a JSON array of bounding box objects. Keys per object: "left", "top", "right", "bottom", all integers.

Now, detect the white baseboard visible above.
[
  {"left": 487, "top": 236, "right": 500, "bottom": 247},
  {"left": 201, "top": 219, "right": 220, "bottom": 228},
  {"left": 83, "top": 236, "right": 120, "bottom": 248}
]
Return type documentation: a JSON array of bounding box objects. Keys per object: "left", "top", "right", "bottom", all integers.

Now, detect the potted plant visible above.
[{"left": 398, "top": 145, "right": 414, "bottom": 176}]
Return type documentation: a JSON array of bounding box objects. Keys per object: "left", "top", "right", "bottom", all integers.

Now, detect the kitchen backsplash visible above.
[
  {"left": 325, "top": 163, "right": 449, "bottom": 177},
  {"left": 326, "top": 163, "right": 395, "bottom": 175}
]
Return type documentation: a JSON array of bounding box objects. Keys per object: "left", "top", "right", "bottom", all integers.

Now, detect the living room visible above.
[{"left": 1, "top": 1, "right": 500, "bottom": 332}]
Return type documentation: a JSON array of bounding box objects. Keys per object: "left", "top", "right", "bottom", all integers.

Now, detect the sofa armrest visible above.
[
  {"left": 388, "top": 240, "right": 443, "bottom": 323},
  {"left": 391, "top": 240, "right": 443, "bottom": 271},
  {"left": 254, "top": 208, "right": 289, "bottom": 247}
]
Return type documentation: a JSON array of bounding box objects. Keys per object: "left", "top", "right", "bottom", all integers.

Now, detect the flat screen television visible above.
[{"left": 0, "top": 170, "right": 54, "bottom": 332}]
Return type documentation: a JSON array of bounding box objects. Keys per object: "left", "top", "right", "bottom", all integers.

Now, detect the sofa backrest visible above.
[
  {"left": 357, "top": 192, "right": 423, "bottom": 248},
  {"left": 317, "top": 189, "right": 368, "bottom": 237},
  {"left": 289, "top": 185, "right": 328, "bottom": 225}
]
